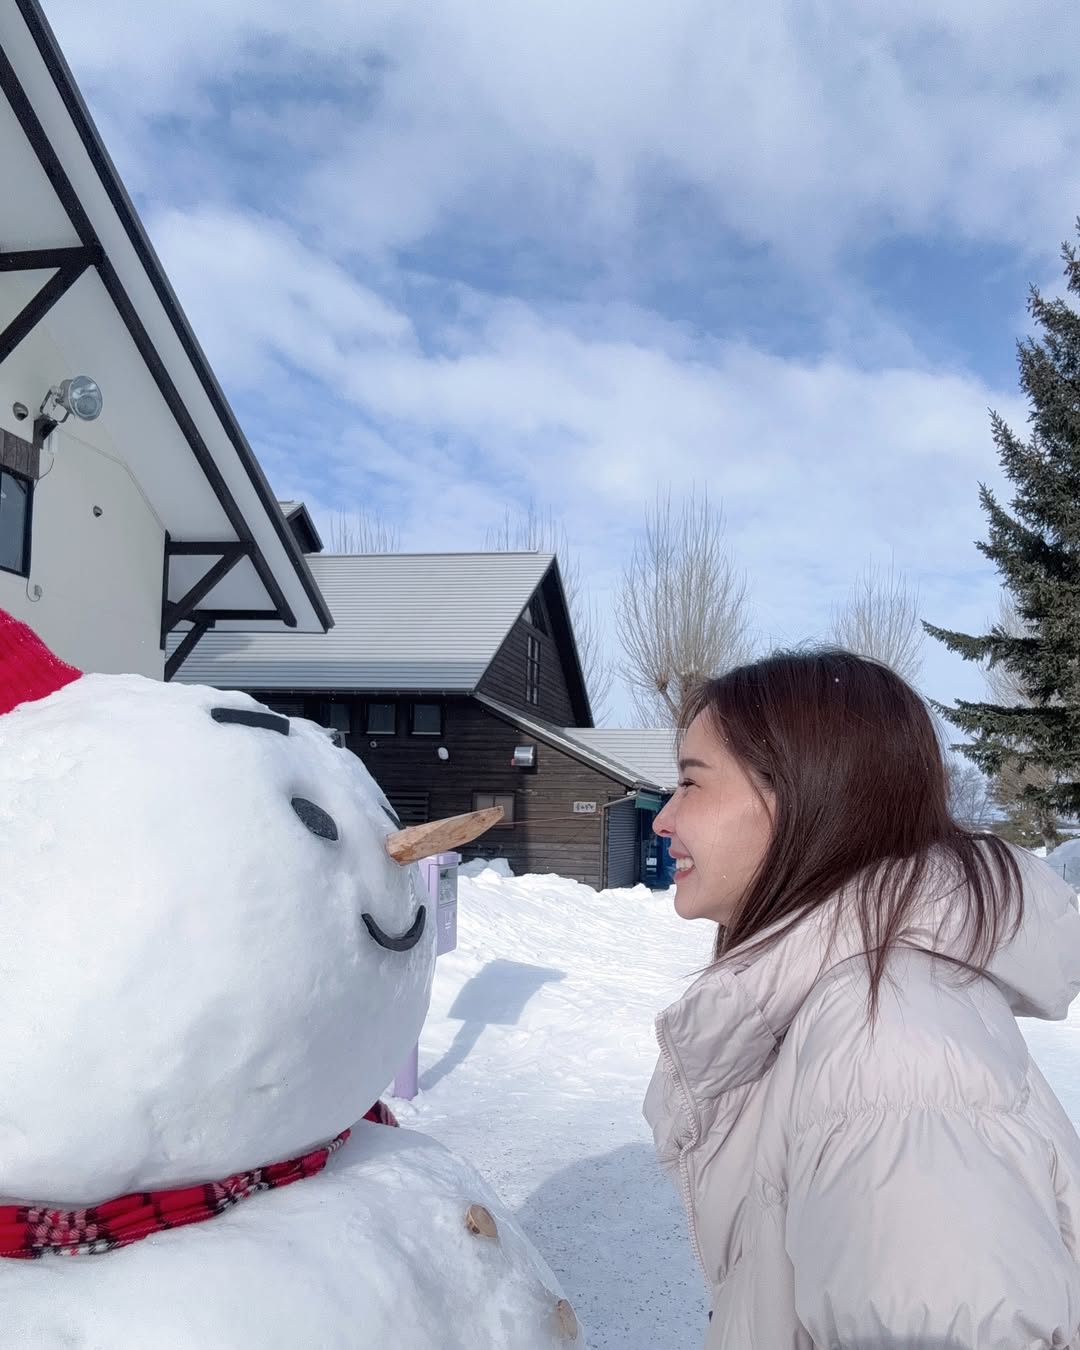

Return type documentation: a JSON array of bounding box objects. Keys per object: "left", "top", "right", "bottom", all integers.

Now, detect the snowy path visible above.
[
  {"left": 396, "top": 865, "right": 710, "bottom": 1349},
  {"left": 396, "top": 863, "right": 1080, "bottom": 1349}
]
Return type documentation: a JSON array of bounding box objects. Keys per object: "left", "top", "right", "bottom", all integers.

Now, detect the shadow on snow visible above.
[
  {"left": 420, "top": 958, "right": 566, "bottom": 1091},
  {"left": 515, "top": 1141, "right": 708, "bottom": 1350}
]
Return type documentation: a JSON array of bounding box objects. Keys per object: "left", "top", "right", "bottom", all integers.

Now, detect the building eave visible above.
[{"left": 0, "top": 0, "right": 334, "bottom": 639}]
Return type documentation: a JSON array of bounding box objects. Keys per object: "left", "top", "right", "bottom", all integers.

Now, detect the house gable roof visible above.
[
  {"left": 475, "top": 695, "right": 658, "bottom": 789},
  {"left": 172, "top": 551, "right": 568, "bottom": 691},
  {"left": 566, "top": 727, "right": 678, "bottom": 792},
  {"left": 0, "top": 0, "right": 332, "bottom": 634},
  {"left": 477, "top": 554, "right": 592, "bottom": 726}
]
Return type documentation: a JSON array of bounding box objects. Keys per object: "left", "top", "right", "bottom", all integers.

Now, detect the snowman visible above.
[{"left": 0, "top": 610, "right": 584, "bottom": 1349}]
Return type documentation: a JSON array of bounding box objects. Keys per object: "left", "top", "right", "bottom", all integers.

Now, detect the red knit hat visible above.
[{"left": 0, "top": 609, "right": 81, "bottom": 716}]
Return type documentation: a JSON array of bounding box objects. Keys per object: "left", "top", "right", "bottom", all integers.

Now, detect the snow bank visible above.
[
  {"left": 460, "top": 857, "right": 515, "bottom": 879},
  {"left": 1045, "top": 838, "right": 1080, "bottom": 885}
]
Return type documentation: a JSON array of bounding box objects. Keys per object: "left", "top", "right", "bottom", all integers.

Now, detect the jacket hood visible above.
[
  {"left": 655, "top": 842, "right": 1080, "bottom": 1115},
  {"left": 951, "top": 844, "right": 1080, "bottom": 1021}
]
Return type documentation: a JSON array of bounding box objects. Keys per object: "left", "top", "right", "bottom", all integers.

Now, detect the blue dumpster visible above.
[{"left": 655, "top": 833, "right": 677, "bottom": 888}]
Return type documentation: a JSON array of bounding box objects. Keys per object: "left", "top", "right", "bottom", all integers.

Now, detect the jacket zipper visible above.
[{"left": 656, "top": 1016, "right": 707, "bottom": 1277}]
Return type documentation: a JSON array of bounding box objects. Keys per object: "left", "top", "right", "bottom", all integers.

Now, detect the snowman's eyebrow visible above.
[{"left": 211, "top": 707, "right": 290, "bottom": 736}]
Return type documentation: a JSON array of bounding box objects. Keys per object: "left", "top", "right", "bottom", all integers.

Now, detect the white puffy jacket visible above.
[{"left": 644, "top": 845, "right": 1080, "bottom": 1348}]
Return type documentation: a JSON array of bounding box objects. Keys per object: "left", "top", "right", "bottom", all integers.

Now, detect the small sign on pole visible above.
[
  {"left": 573, "top": 801, "right": 597, "bottom": 814},
  {"left": 393, "top": 851, "right": 461, "bottom": 1101}
]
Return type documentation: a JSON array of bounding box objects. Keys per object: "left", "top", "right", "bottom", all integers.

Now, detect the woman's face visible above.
[{"left": 653, "top": 712, "right": 774, "bottom": 925}]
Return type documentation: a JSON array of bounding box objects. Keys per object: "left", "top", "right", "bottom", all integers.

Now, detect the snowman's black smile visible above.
[{"left": 362, "top": 905, "right": 427, "bottom": 952}]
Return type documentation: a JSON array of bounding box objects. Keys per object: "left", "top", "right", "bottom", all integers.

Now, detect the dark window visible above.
[
  {"left": 366, "top": 702, "right": 397, "bottom": 736},
  {"left": 523, "top": 601, "right": 547, "bottom": 635},
  {"left": 0, "top": 468, "right": 32, "bottom": 577},
  {"left": 320, "top": 701, "right": 352, "bottom": 734},
  {"left": 473, "top": 792, "right": 515, "bottom": 824},
  {"left": 526, "top": 635, "right": 541, "bottom": 706},
  {"left": 411, "top": 702, "right": 442, "bottom": 736}
]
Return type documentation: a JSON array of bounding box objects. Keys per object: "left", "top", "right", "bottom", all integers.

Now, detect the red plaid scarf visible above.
[{"left": 0, "top": 1102, "right": 398, "bottom": 1259}]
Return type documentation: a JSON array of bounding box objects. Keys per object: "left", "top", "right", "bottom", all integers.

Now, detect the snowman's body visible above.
[
  {"left": 0, "top": 646, "right": 582, "bottom": 1349},
  {"left": 0, "top": 1127, "right": 571, "bottom": 1349}
]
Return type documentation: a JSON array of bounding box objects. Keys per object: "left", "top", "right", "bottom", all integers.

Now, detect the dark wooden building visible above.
[{"left": 171, "top": 536, "right": 673, "bottom": 888}]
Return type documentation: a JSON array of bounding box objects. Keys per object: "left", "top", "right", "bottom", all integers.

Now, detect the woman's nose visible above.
[{"left": 653, "top": 800, "right": 674, "bottom": 838}]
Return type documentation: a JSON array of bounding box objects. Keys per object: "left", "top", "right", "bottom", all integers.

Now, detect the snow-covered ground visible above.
[
  {"left": 393, "top": 860, "right": 1080, "bottom": 1350},
  {"left": 392, "top": 864, "right": 710, "bottom": 1349}
]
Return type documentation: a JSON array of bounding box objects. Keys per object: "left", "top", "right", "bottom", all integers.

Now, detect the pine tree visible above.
[
  {"left": 925, "top": 223, "right": 1080, "bottom": 824},
  {"left": 989, "top": 762, "right": 1063, "bottom": 849}
]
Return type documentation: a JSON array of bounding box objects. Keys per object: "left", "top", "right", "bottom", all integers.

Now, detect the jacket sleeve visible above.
[{"left": 784, "top": 1102, "right": 1080, "bottom": 1348}]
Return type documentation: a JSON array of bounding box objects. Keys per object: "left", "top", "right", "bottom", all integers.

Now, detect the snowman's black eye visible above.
[{"left": 291, "top": 797, "right": 339, "bottom": 841}]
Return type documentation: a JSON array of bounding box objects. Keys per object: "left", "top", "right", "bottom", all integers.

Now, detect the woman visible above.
[{"left": 645, "top": 649, "right": 1080, "bottom": 1349}]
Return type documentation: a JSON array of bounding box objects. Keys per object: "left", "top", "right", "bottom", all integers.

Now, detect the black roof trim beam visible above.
[
  {"left": 185, "top": 609, "right": 281, "bottom": 622},
  {"left": 0, "top": 245, "right": 100, "bottom": 272},
  {"left": 165, "top": 617, "right": 215, "bottom": 683},
  {"left": 162, "top": 541, "right": 253, "bottom": 642},
  {"left": 0, "top": 246, "right": 101, "bottom": 364}
]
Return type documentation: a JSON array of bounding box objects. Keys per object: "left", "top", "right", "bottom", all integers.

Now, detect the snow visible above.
[
  {"left": 395, "top": 866, "right": 712, "bottom": 1348},
  {"left": 460, "top": 855, "right": 516, "bottom": 879},
  {"left": 1046, "top": 838, "right": 1080, "bottom": 886},
  {"left": 0, "top": 1126, "right": 580, "bottom": 1348}
]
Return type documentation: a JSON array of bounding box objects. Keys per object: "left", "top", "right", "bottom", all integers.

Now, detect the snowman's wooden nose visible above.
[{"left": 385, "top": 806, "right": 504, "bottom": 864}]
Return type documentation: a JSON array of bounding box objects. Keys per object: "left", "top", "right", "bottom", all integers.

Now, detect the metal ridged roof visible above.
[
  {"left": 474, "top": 695, "right": 647, "bottom": 787},
  {"left": 475, "top": 695, "right": 675, "bottom": 791},
  {"left": 172, "top": 551, "right": 556, "bottom": 690},
  {"left": 567, "top": 728, "right": 679, "bottom": 791}
]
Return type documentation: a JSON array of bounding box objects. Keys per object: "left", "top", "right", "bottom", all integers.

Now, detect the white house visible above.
[{"left": 0, "top": 0, "right": 332, "bottom": 677}]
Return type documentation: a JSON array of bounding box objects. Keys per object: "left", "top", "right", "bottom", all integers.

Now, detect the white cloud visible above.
[
  {"left": 35, "top": 3, "right": 1062, "bottom": 721},
  {"left": 146, "top": 206, "right": 1022, "bottom": 719},
  {"left": 147, "top": 207, "right": 414, "bottom": 388},
  {"left": 44, "top": 0, "right": 1080, "bottom": 261}
]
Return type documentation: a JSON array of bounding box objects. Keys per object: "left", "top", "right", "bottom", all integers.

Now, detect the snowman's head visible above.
[{"left": 0, "top": 613, "right": 494, "bottom": 1205}]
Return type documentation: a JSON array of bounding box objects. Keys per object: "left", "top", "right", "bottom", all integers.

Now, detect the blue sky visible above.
[{"left": 43, "top": 0, "right": 1080, "bottom": 723}]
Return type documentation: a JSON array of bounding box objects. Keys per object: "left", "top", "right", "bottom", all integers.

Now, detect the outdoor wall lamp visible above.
[
  {"left": 34, "top": 375, "right": 104, "bottom": 446},
  {"left": 437, "top": 746, "right": 450, "bottom": 762}
]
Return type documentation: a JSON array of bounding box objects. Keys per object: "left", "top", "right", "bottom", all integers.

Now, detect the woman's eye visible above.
[
  {"left": 678, "top": 779, "right": 696, "bottom": 791},
  {"left": 291, "top": 797, "right": 339, "bottom": 841}
]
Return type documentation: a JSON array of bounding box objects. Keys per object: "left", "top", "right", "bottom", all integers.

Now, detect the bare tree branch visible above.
[
  {"left": 829, "top": 560, "right": 923, "bottom": 683},
  {"left": 484, "top": 502, "right": 614, "bottom": 722},
  {"left": 983, "top": 590, "right": 1029, "bottom": 706},
  {"left": 945, "top": 755, "right": 994, "bottom": 831},
  {"left": 329, "top": 509, "right": 401, "bottom": 554},
  {"left": 615, "top": 487, "right": 753, "bottom": 726}
]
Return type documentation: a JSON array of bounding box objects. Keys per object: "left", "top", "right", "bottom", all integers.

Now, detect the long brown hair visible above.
[{"left": 680, "top": 648, "right": 1023, "bottom": 1011}]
